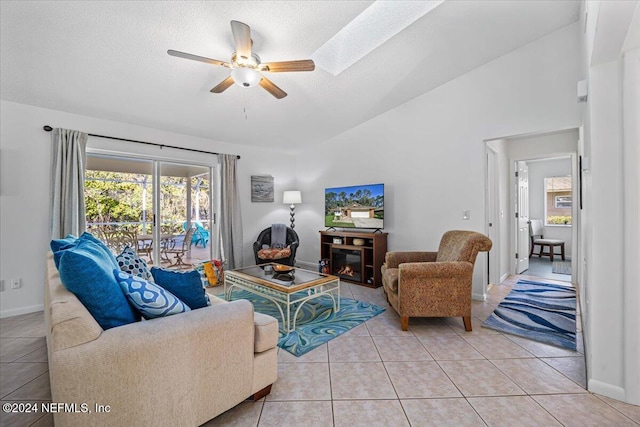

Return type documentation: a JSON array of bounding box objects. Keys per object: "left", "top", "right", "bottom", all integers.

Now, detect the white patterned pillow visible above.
[
  {"left": 113, "top": 270, "right": 190, "bottom": 319},
  {"left": 116, "top": 246, "right": 152, "bottom": 280}
]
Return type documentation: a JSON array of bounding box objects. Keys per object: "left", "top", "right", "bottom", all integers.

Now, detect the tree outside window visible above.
[{"left": 545, "top": 176, "right": 572, "bottom": 225}]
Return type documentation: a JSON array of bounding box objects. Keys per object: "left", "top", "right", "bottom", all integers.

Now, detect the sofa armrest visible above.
[
  {"left": 384, "top": 251, "right": 437, "bottom": 269},
  {"left": 49, "top": 299, "right": 257, "bottom": 427}
]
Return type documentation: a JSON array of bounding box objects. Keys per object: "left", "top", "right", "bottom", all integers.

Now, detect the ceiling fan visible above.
[{"left": 168, "top": 20, "right": 315, "bottom": 99}]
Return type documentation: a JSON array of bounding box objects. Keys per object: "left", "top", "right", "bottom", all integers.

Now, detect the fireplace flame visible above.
[{"left": 337, "top": 265, "right": 356, "bottom": 277}]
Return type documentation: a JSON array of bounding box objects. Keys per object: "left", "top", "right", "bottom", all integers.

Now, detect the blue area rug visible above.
[
  {"left": 225, "top": 289, "right": 385, "bottom": 356},
  {"left": 482, "top": 280, "right": 577, "bottom": 350}
]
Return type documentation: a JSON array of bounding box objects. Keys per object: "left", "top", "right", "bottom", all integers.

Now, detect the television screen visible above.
[{"left": 325, "top": 183, "right": 384, "bottom": 229}]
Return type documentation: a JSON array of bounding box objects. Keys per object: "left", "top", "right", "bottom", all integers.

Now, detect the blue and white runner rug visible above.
[{"left": 482, "top": 280, "right": 577, "bottom": 350}]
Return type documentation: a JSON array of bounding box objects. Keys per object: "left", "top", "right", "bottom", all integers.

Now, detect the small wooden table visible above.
[{"left": 224, "top": 264, "right": 340, "bottom": 332}]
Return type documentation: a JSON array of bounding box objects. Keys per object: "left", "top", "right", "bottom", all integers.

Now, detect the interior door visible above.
[{"left": 516, "top": 161, "right": 530, "bottom": 274}]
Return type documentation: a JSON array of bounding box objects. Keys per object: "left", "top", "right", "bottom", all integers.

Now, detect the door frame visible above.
[
  {"left": 485, "top": 145, "right": 501, "bottom": 285},
  {"left": 484, "top": 129, "right": 580, "bottom": 285}
]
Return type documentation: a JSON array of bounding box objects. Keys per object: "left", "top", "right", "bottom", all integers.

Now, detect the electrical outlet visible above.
[
  {"left": 463, "top": 210, "right": 470, "bottom": 220},
  {"left": 10, "top": 278, "right": 22, "bottom": 289}
]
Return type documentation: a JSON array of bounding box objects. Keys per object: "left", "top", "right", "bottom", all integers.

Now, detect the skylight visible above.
[{"left": 311, "top": 0, "right": 446, "bottom": 76}]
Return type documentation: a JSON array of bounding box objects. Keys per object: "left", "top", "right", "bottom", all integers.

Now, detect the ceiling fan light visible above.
[{"left": 231, "top": 67, "right": 261, "bottom": 88}]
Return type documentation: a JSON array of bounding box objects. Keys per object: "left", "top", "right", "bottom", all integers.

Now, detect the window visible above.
[
  {"left": 85, "top": 154, "right": 216, "bottom": 268},
  {"left": 545, "top": 176, "right": 572, "bottom": 225},
  {"left": 555, "top": 195, "right": 572, "bottom": 209}
]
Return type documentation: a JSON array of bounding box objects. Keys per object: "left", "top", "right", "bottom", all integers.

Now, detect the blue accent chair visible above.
[{"left": 183, "top": 221, "right": 210, "bottom": 248}]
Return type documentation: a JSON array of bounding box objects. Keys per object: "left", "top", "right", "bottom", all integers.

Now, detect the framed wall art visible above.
[{"left": 251, "top": 175, "right": 274, "bottom": 202}]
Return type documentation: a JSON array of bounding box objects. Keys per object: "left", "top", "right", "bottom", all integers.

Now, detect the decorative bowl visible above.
[
  {"left": 272, "top": 264, "right": 294, "bottom": 273},
  {"left": 352, "top": 238, "right": 365, "bottom": 246}
]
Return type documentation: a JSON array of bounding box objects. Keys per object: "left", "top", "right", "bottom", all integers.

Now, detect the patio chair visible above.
[
  {"left": 182, "top": 221, "right": 210, "bottom": 248},
  {"left": 163, "top": 226, "right": 196, "bottom": 269},
  {"left": 91, "top": 227, "right": 138, "bottom": 255}
]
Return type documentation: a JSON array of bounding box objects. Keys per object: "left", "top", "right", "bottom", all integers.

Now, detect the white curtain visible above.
[
  {"left": 218, "top": 154, "right": 243, "bottom": 269},
  {"left": 50, "top": 128, "right": 88, "bottom": 239}
]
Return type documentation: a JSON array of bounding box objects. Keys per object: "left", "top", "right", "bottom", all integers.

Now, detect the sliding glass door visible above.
[{"left": 85, "top": 154, "right": 215, "bottom": 270}]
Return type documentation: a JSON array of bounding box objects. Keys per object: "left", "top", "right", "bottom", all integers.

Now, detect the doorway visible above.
[{"left": 485, "top": 128, "right": 579, "bottom": 285}]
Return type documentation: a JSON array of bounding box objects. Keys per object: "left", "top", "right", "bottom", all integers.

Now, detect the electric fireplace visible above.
[{"left": 331, "top": 247, "right": 362, "bottom": 282}]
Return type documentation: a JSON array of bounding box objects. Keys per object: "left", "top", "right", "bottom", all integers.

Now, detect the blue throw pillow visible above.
[
  {"left": 150, "top": 267, "right": 209, "bottom": 309},
  {"left": 50, "top": 234, "right": 78, "bottom": 252},
  {"left": 114, "top": 270, "right": 191, "bottom": 319},
  {"left": 116, "top": 246, "right": 152, "bottom": 281},
  {"left": 51, "top": 232, "right": 119, "bottom": 269},
  {"left": 55, "top": 238, "right": 139, "bottom": 329}
]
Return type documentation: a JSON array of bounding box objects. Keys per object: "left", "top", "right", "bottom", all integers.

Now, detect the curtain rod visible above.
[{"left": 42, "top": 125, "right": 240, "bottom": 159}]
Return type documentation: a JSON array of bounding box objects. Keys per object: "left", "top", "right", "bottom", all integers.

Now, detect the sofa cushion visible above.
[
  {"left": 151, "top": 267, "right": 210, "bottom": 309},
  {"left": 257, "top": 247, "right": 291, "bottom": 260},
  {"left": 55, "top": 237, "right": 139, "bottom": 330},
  {"left": 114, "top": 270, "right": 191, "bottom": 319},
  {"left": 117, "top": 246, "right": 152, "bottom": 280},
  {"left": 382, "top": 267, "right": 399, "bottom": 293}
]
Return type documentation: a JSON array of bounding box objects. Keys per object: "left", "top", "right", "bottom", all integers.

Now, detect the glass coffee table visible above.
[{"left": 224, "top": 264, "right": 340, "bottom": 332}]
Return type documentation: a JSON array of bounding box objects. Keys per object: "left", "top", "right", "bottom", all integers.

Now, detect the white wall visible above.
[
  {"left": 293, "top": 23, "right": 582, "bottom": 300},
  {"left": 576, "top": 0, "right": 640, "bottom": 405},
  {"left": 0, "top": 100, "right": 295, "bottom": 317}
]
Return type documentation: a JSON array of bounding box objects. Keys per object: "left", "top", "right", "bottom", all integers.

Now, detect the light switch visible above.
[{"left": 463, "top": 210, "right": 470, "bottom": 220}]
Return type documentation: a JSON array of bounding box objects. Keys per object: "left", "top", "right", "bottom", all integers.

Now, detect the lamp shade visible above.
[{"left": 283, "top": 191, "right": 302, "bottom": 204}]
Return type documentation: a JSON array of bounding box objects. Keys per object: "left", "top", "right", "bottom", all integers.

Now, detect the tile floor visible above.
[
  {"left": 524, "top": 256, "right": 572, "bottom": 282},
  {"left": 2, "top": 275, "right": 639, "bottom": 426}
]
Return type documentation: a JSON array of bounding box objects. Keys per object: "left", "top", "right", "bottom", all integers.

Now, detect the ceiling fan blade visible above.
[
  {"left": 259, "top": 60, "right": 315, "bottom": 73},
  {"left": 259, "top": 76, "right": 287, "bottom": 99},
  {"left": 230, "top": 20, "right": 252, "bottom": 61},
  {"left": 210, "top": 76, "right": 235, "bottom": 93},
  {"left": 168, "top": 50, "right": 230, "bottom": 68}
]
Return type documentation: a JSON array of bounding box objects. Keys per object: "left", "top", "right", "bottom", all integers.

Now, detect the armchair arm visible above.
[
  {"left": 399, "top": 261, "right": 473, "bottom": 279},
  {"left": 385, "top": 251, "right": 437, "bottom": 269}
]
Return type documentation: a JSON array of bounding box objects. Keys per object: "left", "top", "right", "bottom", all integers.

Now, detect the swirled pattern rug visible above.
[
  {"left": 482, "top": 280, "right": 576, "bottom": 350},
  {"left": 225, "top": 289, "right": 385, "bottom": 356}
]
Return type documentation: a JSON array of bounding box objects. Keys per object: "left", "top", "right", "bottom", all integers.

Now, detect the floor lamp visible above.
[{"left": 283, "top": 191, "right": 302, "bottom": 229}]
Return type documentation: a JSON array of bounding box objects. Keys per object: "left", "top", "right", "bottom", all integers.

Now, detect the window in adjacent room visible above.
[{"left": 545, "top": 176, "right": 572, "bottom": 225}]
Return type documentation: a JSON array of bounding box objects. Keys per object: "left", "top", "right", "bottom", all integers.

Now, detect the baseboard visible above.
[
  {"left": 588, "top": 379, "right": 626, "bottom": 402},
  {"left": 0, "top": 304, "right": 44, "bottom": 319},
  {"left": 500, "top": 273, "right": 509, "bottom": 283},
  {"left": 472, "top": 292, "right": 487, "bottom": 302},
  {"left": 295, "top": 260, "right": 318, "bottom": 271}
]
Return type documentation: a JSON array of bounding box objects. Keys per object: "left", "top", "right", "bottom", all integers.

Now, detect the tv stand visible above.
[{"left": 319, "top": 230, "right": 388, "bottom": 288}]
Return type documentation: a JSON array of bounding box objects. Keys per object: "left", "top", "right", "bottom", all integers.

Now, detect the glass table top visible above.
[{"left": 229, "top": 264, "right": 336, "bottom": 289}]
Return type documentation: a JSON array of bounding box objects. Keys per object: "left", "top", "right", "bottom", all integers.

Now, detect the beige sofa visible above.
[{"left": 44, "top": 252, "right": 278, "bottom": 426}]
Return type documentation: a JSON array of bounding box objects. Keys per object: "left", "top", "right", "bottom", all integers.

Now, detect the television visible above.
[{"left": 324, "top": 183, "right": 384, "bottom": 229}]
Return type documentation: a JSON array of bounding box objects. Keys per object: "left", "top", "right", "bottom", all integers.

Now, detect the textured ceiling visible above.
[{"left": 0, "top": 1, "right": 580, "bottom": 152}]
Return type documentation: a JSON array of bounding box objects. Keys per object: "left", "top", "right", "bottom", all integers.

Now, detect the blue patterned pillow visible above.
[
  {"left": 116, "top": 246, "right": 152, "bottom": 280},
  {"left": 151, "top": 267, "right": 210, "bottom": 309},
  {"left": 114, "top": 270, "right": 191, "bottom": 319}
]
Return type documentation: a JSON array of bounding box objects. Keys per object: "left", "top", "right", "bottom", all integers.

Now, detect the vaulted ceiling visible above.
[{"left": 1, "top": 1, "right": 580, "bottom": 151}]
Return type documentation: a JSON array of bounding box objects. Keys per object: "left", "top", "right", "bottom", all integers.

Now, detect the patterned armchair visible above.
[{"left": 381, "top": 230, "right": 492, "bottom": 331}]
